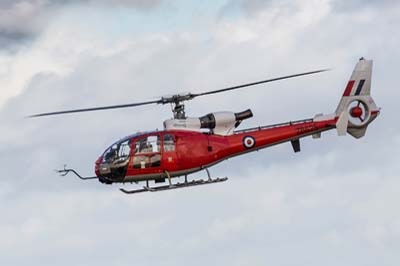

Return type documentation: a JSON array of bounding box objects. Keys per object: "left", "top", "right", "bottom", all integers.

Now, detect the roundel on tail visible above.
[{"left": 243, "top": 136, "right": 256, "bottom": 149}]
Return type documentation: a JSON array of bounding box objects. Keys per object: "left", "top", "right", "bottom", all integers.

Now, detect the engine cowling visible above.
[{"left": 163, "top": 109, "right": 253, "bottom": 135}]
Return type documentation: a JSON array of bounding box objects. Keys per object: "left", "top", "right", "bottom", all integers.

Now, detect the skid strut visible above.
[{"left": 120, "top": 169, "right": 227, "bottom": 194}]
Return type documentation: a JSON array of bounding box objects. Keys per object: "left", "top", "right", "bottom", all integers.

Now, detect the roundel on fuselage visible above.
[{"left": 243, "top": 136, "right": 256, "bottom": 149}]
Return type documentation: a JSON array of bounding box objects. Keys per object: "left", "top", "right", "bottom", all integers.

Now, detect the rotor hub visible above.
[{"left": 350, "top": 106, "right": 363, "bottom": 118}]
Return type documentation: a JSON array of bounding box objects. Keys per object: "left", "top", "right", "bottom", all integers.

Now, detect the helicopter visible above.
[{"left": 30, "top": 58, "right": 380, "bottom": 194}]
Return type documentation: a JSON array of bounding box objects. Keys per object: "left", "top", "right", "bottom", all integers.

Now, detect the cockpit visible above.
[
  {"left": 95, "top": 131, "right": 177, "bottom": 183},
  {"left": 97, "top": 138, "right": 132, "bottom": 181},
  {"left": 102, "top": 139, "right": 131, "bottom": 164}
]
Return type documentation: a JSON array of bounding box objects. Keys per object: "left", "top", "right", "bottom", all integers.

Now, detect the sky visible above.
[{"left": 0, "top": 0, "right": 399, "bottom": 265}]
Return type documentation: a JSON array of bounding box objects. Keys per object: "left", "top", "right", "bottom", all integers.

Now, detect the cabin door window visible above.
[
  {"left": 163, "top": 134, "right": 175, "bottom": 152},
  {"left": 133, "top": 135, "right": 161, "bottom": 169}
]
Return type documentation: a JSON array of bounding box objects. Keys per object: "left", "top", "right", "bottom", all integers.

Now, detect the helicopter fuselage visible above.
[{"left": 94, "top": 115, "right": 345, "bottom": 184}]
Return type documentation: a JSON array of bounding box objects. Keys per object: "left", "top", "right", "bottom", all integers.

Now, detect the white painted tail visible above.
[{"left": 335, "top": 58, "right": 380, "bottom": 138}]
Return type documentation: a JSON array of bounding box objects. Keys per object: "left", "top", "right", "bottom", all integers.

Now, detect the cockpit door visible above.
[
  {"left": 129, "top": 134, "right": 163, "bottom": 175},
  {"left": 162, "top": 133, "right": 178, "bottom": 172},
  {"left": 99, "top": 139, "right": 131, "bottom": 181}
]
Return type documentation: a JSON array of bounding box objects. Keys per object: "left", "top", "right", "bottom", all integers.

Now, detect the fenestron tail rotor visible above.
[
  {"left": 28, "top": 68, "right": 329, "bottom": 119},
  {"left": 348, "top": 100, "right": 370, "bottom": 125}
]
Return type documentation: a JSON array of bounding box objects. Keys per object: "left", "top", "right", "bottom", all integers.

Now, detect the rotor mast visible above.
[
  {"left": 160, "top": 94, "right": 195, "bottom": 119},
  {"left": 173, "top": 101, "right": 186, "bottom": 119}
]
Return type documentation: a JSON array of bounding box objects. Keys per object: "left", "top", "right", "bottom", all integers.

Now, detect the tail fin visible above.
[{"left": 335, "top": 58, "right": 380, "bottom": 138}]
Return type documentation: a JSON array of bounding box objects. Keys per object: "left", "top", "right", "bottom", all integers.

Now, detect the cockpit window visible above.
[
  {"left": 135, "top": 135, "right": 160, "bottom": 154},
  {"left": 163, "top": 134, "right": 175, "bottom": 152},
  {"left": 132, "top": 135, "right": 161, "bottom": 169},
  {"left": 118, "top": 140, "right": 131, "bottom": 158},
  {"left": 103, "top": 144, "right": 116, "bottom": 163},
  {"left": 103, "top": 140, "right": 131, "bottom": 163}
]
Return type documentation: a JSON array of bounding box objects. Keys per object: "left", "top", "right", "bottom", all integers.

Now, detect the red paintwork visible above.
[
  {"left": 94, "top": 156, "right": 102, "bottom": 177},
  {"left": 95, "top": 117, "right": 337, "bottom": 182},
  {"left": 350, "top": 106, "right": 363, "bottom": 118},
  {"left": 343, "top": 80, "right": 355, "bottom": 96}
]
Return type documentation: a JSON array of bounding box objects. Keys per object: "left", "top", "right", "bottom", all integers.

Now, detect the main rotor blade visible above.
[
  {"left": 191, "top": 69, "right": 329, "bottom": 98},
  {"left": 28, "top": 68, "right": 329, "bottom": 118},
  {"left": 28, "top": 99, "right": 161, "bottom": 118}
]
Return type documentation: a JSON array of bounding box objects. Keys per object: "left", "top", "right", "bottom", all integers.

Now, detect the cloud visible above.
[
  {"left": 224, "top": 0, "right": 399, "bottom": 15},
  {"left": 218, "top": 0, "right": 400, "bottom": 32},
  {"left": 0, "top": 0, "right": 47, "bottom": 50},
  {"left": 0, "top": 0, "right": 163, "bottom": 51},
  {"left": 0, "top": 0, "right": 399, "bottom": 265},
  {"left": 332, "top": 0, "right": 400, "bottom": 11},
  {"left": 83, "top": 0, "right": 163, "bottom": 9}
]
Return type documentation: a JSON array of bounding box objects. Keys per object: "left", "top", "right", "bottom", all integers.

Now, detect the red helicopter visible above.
[{"left": 30, "top": 58, "right": 380, "bottom": 194}]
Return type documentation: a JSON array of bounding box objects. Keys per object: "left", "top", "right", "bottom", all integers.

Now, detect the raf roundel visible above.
[{"left": 243, "top": 136, "right": 256, "bottom": 149}]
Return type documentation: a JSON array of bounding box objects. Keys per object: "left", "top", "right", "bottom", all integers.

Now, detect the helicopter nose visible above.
[
  {"left": 95, "top": 156, "right": 103, "bottom": 164},
  {"left": 95, "top": 156, "right": 103, "bottom": 176}
]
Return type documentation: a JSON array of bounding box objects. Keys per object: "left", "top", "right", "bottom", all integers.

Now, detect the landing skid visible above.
[
  {"left": 120, "top": 177, "right": 228, "bottom": 194},
  {"left": 55, "top": 165, "right": 228, "bottom": 194}
]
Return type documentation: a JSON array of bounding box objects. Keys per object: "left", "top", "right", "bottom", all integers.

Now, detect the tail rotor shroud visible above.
[{"left": 348, "top": 99, "right": 371, "bottom": 127}]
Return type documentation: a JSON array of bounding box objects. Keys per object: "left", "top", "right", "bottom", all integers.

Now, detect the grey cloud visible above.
[
  {"left": 0, "top": 0, "right": 47, "bottom": 50},
  {"left": 0, "top": 30, "right": 33, "bottom": 51},
  {"left": 0, "top": 1, "right": 399, "bottom": 265},
  {"left": 221, "top": 0, "right": 399, "bottom": 16},
  {"left": 85, "top": 0, "right": 162, "bottom": 9},
  {"left": 0, "top": 0, "right": 163, "bottom": 51},
  {"left": 46, "top": 0, "right": 163, "bottom": 9},
  {"left": 332, "top": 0, "right": 400, "bottom": 11}
]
